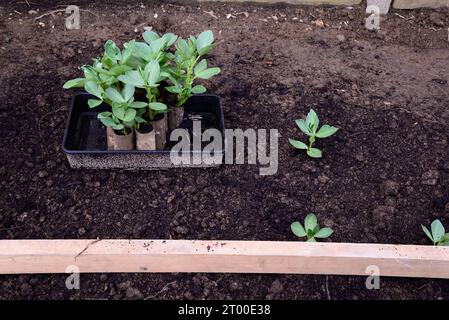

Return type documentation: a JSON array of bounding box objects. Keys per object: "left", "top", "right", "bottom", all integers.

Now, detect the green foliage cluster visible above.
[{"left": 64, "top": 30, "right": 220, "bottom": 134}]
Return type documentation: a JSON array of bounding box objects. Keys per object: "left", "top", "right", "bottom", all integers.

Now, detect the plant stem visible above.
[{"left": 308, "top": 135, "right": 315, "bottom": 149}]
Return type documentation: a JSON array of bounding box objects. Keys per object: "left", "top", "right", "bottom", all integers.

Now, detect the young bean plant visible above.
[
  {"left": 166, "top": 30, "right": 221, "bottom": 108},
  {"left": 97, "top": 84, "right": 147, "bottom": 134},
  {"left": 422, "top": 219, "right": 449, "bottom": 246},
  {"left": 291, "top": 213, "right": 333, "bottom": 242},
  {"left": 118, "top": 60, "right": 168, "bottom": 120},
  {"left": 63, "top": 40, "right": 135, "bottom": 109},
  {"left": 289, "top": 109, "right": 338, "bottom": 158}
]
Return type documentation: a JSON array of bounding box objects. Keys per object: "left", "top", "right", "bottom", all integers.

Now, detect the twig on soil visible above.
[
  {"left": 144, "top": 281, "right": 177, "bottom": 300},
  {"left": 17, "top": 0, "right": 34, "bottom": 7},
  {"left": 119, "top": 194, "right": 138, "bottom": 202},
  {"left": 394, "top": 13, "right": 415, "bottom": 21},
  {"left": 34, "top": 9, "right": 65, "bottom": 20},
  {"left": 394, "top": 13, "right": 408, "bottom": 20},
  {"left": 166, "top": 4, "right": 184, "bottom": 8},
  {"left": 38, "top": 107, "right": 67, "bottom": 132},
  {"left": 325, "top": 276, "right": 331, "bottom": 300},
  {"left": 0, "top": 225, "right": 26, "bottom": 232},
  {"left": 34, "top": 8, "right": 98, "bottom": 21},
  {"left": 203, "top": 10, "right": 218, "bottom": 19}
]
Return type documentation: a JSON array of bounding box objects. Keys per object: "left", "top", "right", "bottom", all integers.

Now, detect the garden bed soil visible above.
[{"left": 0, "top": 0, "right": 449, "bottom": 299}]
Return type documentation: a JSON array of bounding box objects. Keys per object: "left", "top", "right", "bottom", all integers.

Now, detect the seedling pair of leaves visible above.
[
  {"left": 289, "top": 109, "right": 338, "bottom": 158},
  {"left": 422, "top": 219, "right": 449, "bottom": 246},
  {"left": 118, "top": 60, "right": 168, "bottom": 120},
  {"left": 131, "top": 31, "right": 178, "bottom": 67},
  {"left": 291, "top": 213, "right": 333, "bottom": 242},
  {"left": 97, "top": 84, "right": 147, "bottom": 133},
  {"left": 166, "top": 30, "right": 221, "bottom": 108}
]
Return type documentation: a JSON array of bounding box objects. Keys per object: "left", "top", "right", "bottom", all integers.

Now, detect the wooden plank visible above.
[
  {"left": 0, "top": 240, "right": 449, "bottom": 278},
  {"left": 367, "top": 0, "right": 392, "bottom": 14},
  {"left": 199, "top": 0, "right": 362, "bottom": 5},
  {"left": 393, "top": 0, "right": 448, "bottom": 9}
]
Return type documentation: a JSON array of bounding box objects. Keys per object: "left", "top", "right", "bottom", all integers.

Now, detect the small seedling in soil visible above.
[
  {"left": 289, "top": 109, "right": 338, "bottom": 158},
  {"left": 422, "top": 219, "right": 449, "bottom": 246},
  {"left": 291, "top": 213, "right": 333, "bottom": 242},
  {"left": 166, "top": 30, "right": 221, "bottom": 107}
]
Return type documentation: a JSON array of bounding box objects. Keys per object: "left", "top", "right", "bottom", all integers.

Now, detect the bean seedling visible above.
[
  {"left": 166, "top": 30, "right": 221, "bottom": 108},
  {"left": 118, "top": 59, "right": 168, "bottom": 120},
  {"left": 291, "top": 213, "right": 333, "bottom": 242},
  {"left": 422, "top": 219, "right": 449, "bottom": 246},
  {"left": 97, "top": 84, "right": 147, "bottom": 134},
  {"left": 289, "top": 109, "right": 338, "bottom": 158},
  {"left": 63, "top": 40, "right": 135, "bottom": 109}
]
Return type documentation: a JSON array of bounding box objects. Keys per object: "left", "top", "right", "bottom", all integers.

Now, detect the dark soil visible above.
[{"left": 1, "top": 0, "right": 449, "bottom": 299}]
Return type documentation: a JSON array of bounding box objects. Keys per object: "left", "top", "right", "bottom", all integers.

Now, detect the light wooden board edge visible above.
[
  {"left": 1, "top": 240, "right": 449, "bottom": 278},
  {"left": 393, "top": 0, "right": 449, "bottom": 9},
  {"left": 197, "top": 0, "right": 362, "bottom": 5}
]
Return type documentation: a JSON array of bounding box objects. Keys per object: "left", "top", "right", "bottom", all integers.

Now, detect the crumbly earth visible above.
[{"left": 0, "top": 0, "right": 449, "bottom": 300}]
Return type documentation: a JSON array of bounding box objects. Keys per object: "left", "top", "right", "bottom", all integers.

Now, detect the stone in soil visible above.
[{"left": 422, "top": 170, "right": 439, "bottom": 186}]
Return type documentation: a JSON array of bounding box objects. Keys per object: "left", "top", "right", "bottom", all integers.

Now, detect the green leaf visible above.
[
  {"left": 307, "top": 148, "right": 322, "bottom": 158},
  {"left": 118, "top": 70, "right": 145, "bottom": 88},
  {"left": 122, "top": 83, "right": 135, "bottom": 102},
  {"left": 63, "top": 78, "right": 85, "bottom": 89},
  {"left": 121, "top": 40, "right": 135, "bottom": 64},
  {"left": 123, "top": 108, "right": 136, "bottom": 122},
  {"left": 150, "top": 38, "right": 166, "bottom": 54},
  {"left": 165, "top": 86, "right": 181, "bottom": 94},
  {"left": 88, "top": 99, "right": 102, "bottom": 108},
  {"left": 144, "top": 60, "right": 160, "bottom": 86},
  {"left": 306, "top": 109, "right": 319, "bottom": 133},
  {"left": 295, "top": 119, "right": 310, "bottom": 136},
  {"left": 431, "top": 219, "right": 445, "bottom": 243},
  {"left": 194, "top": 59, "right": 207, "bottom": 75},
  {"left": 82, "top": 66, "right": 98, "bottom": 81},
  {"left": 104, "top": 40, "right": 122, "bottom": 61},
  {"left": 142, "top": 31, "right": 160, "bottom": 43},
  {"left": 130, "top": 101, "right": 148, "bottom": 109},
  {"left": 195, "top": 67, "right": 221, "bottom": 80},
  {"left": 162, "top": 33, "right": 178, "bottom": 48},
  {"left": 188, "top": 35, "right": 197, "bottom": 48},
  {"left": 135, "top": 116, "right": 147, "bottom": 124},
  {"left": 97, "top": 113, "right": 116, "bottom": 127},
  {"left": 316, "top": 125, "right": 338, "bottom": 138},
  {"left": 148, "top": 102, "right": 167, "bottom": 112},
  {"left": 109, "top": 64, "right": 132, "bottom": 76},
  {"left": 307, "top": 237, "right": 316, "bottom": 242},
  {"left": 84, "top": 81, "right": 103, "bottom": 99},
  {"left": 304, "top": 214, "right": 317, "bottom": 233},
  {"left": 441, "top": 234, "right": 449, "bottom": 246},
  {"left": 291, "top": 222, "right": 306, "bottom": 238},
  {"left": 105, "top": 87, "right": 125, "bottom": 104},
  {"left": 191, "top": 85, "right": 206, "bottom": 94},
  {"left": 422, "top": 225, "right": 434, "bottom": 243},
  {"left": 112, "top": 124, "right": 124, "bottom": 131},
  {"left": 315, "top": 228, "right": 333, "bottom": 239},
  {"left": 176, "top": 38, "right": 191, "bottom": 58},
  {"left": 196, "top": 30, "right": 214, "bottom": 53},
  {"left": 198, "top": 45, "right": 214, "bottom": 57},
  {"left": 288, "top": 138, "right": 308, "bottom": 150},
  {"left": 134, "top": 42, "right": 153, "bottom": 60},
  {"left": 112, "top": 107, "right": 125, "bottom": 120}
]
